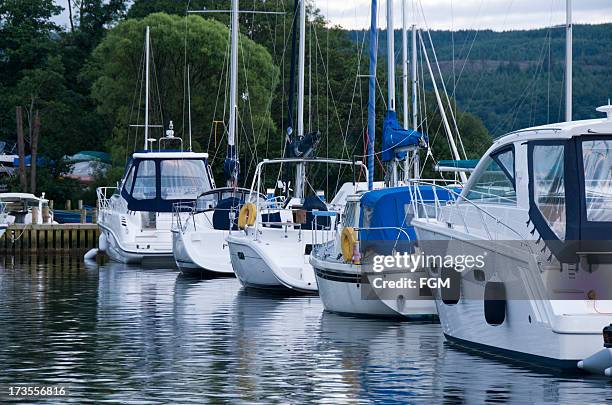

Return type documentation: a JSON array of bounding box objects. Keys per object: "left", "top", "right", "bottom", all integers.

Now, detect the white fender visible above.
[
  {"left": 98, "top": 232, "right": 108, "bottom": 252},
  {"left": 577, "top": 348, "right": 612, "bottom": 377},
  {"left": 84, "top": 248, "right": 98, "bottom": 261}
]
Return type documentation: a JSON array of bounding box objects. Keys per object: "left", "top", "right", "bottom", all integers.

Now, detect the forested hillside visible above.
[{"left": 352, "top": 24, "right": 612, "bottom": 137}]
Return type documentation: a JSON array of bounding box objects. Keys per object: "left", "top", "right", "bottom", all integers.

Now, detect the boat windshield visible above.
[
  {"left": 161, "top": 160, "right": 212, "bottom": 200},
  {"left": 582, "top": 139, "right": 612, "bottom": 222}
]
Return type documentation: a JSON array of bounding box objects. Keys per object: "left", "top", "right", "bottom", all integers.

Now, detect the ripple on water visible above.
[{"left": 0, "top": 258, "right": 611, "bottom": 403}]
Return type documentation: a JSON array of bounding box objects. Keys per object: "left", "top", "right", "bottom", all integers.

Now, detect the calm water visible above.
[{"left": 0, "top": 256, "right": 611, "bottom": 404}]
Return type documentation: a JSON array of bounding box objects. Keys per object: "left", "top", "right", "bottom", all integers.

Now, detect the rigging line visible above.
[
  {"left": 211, "top": 28, "right": 232, "bottom": 164},
  {"left": 207, "top": 27, "right": 231, "bottom": 153},
  {"left": 149, "top": 42, "right": 165, "bottom": 140},
  {"left": 495, "top": 26, "right": 552, "bottom": 134},
  {"left": 311, "top": 27, "right": 352, "bottom": 161},
  {"left": 127, "top": 42, "right": 146, "bottom": 163},
  {"left": 421, "top": 25, "right": 467, "bottom": 160}
]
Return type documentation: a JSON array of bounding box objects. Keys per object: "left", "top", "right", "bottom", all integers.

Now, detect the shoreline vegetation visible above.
[{"left": 1, "top": 1, "right": 609, "bottom": 205}]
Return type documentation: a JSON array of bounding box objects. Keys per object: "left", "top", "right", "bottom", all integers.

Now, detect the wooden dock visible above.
[{"left": 0, "top": 224, "right": 99, "bottom": 252}]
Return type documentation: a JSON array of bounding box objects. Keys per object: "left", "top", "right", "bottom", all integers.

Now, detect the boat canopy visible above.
[
  {"left": 436, "top": 159, "right": 479, "bottom": 170},
  {"left": 359, "top": 186, "right": 454, "bottom": 254},
  {"left": 121, "top": 152, "right": 212, "bottom": 212},
  {"left": 381, "top": 111, "right": 427, "bottom": 162}
]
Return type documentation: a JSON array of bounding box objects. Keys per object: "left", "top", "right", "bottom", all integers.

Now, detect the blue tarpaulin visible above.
[
  {"left": 381, "top": 111, "right": 427, "bottom": 162},
  {"left": 13, "top": 155, "right": 51, "bottom": 167},
  {"left": 358, "top": 185, "right": 455, "bottom": 254}
]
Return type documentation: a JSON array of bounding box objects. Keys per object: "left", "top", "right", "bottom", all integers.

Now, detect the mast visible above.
[
  {"left": 401, "top": 0, "right": 408, "bottom": 129},
  {"left": 565, "top": 0, "right": 572, "bottom": 122},
  {"left": 295, "top": 0, "right": 306, "bottom": 199},
  {"left": 187, "top": 64, "right": 192, "bottom": 151},
  {"left": 386, "top": 0, "right": 395, "bottom": 112},
  {"left": 144, "top": 26, "right": 150, "bottom": 150},
  {"left": 367, "top": 0, "right": 378, "bottom": 190},
  {"left": 226, "top": 0, "right": 239, "bottom": 187},
  {"left": 411, "top": 24, "right": 419, "bottom": 179}
]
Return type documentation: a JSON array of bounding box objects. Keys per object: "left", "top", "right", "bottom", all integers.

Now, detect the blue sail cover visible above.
[
  {"left": 381, "top": 110, "right": 427, "bottom": 162},
  {"left": 358, "top": 185, "right": 454, "bottom": 254}
]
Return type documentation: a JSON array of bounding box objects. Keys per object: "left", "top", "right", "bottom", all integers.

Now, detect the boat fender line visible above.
[
  {"left": 341, "top": 227, "right": 357, "bottom": 263},
  {"left": 84, "top": 248, "right": 98, "bottom": 261},
  {"left": 238, "top": 203, "right": 257, "bottom": 229},
  {"left": 99, "top": 232, "right": 108, "bottom": 252}
]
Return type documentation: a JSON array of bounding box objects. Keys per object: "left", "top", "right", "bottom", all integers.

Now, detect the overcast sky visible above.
[{"left": 53, "top": 0, "right": 612, "bottom": 31}]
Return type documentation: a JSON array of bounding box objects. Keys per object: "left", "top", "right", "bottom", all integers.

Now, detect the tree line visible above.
[{"left": 0, "top": 0, "right": 492, "bottom": 204}]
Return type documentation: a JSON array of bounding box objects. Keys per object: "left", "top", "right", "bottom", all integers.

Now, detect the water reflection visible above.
[{"left": 0, "top": 257, "right": 610, "bottom": 403}]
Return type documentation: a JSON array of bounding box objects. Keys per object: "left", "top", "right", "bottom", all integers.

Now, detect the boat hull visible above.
[{"left": 172, "top": 228, "right": 235, "bottom": 276}]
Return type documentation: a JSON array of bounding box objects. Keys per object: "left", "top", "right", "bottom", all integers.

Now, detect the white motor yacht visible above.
[
  {"left": 411, "top": 105, "right": 612, "bottom": 376},
  {"left": 96, "top": 26, "right": 215, "bottom": 265}
]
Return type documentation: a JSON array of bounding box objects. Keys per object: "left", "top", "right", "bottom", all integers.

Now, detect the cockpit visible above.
[{"left": 120, "top": 153, "right": 213, "bottom": 212}]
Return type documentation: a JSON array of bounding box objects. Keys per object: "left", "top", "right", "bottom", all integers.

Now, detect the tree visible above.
[{"left": 83, "top": 13, "right": 279, "bottom": 183}]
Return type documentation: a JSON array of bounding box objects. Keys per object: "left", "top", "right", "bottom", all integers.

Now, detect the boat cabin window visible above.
[
  {"left": 582, "top": 139, "right": 612, "bottom": 222},
  {"left": 132, "top": 160, "right": 157, "bottom": 200},
  {"left": 532, "top": 144, "right": 566, "bottom": 240},
  {"left": 466, "top": 151, "right": 516, "bottom": 205},
  {"left": 160, "top": 160, "right": 211, "bottom": 200},
  {"left": 123, "top": 164, "right": 135, "bottom": 194}
]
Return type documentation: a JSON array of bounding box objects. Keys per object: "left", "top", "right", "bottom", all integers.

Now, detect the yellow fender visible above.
[
  {"left": 341, "top": 227, "right": 357, "bottom": 263},
  {"left": 238, "top": 202, "right": 257, "bottom": 229}
]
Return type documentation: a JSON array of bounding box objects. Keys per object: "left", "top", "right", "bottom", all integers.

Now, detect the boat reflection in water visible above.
[{"left": 0, "top": 259, "right": 610, "bottom": 402}]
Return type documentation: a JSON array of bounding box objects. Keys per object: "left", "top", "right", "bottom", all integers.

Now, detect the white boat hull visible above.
[
  {"left": 311, "top": 255, "right": 436, "bottom": 318},
  {"left": 414, "top": 222, "right": 612, "bottom": 370},
  {"left": 172, "top": 227, "right": 234, "bottom": 275}
]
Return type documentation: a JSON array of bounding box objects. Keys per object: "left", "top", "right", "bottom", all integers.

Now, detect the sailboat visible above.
[
  {"left": 311, "top": 0, "right": 450, "bottom": 318},
  {"left": 96, "top": 26, "right": 215, "bottom": 264},
  {"left": 171, "top": 0, "right": 262, "bottom": 275},
  {"left": 411, "top": 0, "right": 612, "bottom": 376},
  {"left": 226, "top": 0, "right": 370, "bottom": 293}
]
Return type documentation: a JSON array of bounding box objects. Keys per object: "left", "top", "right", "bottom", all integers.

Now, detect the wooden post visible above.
[
  {"left": 30, "top": 110, "right": 40, "bottom": 194},
  {"left": 16, "top": 107, "right": 27, "bottom": 192},
  {"left": 31, "top": 207, "right": 39, "bottom": 225},
  {"left": 66, "top": 200, "right": 71, "bottom": 210}
]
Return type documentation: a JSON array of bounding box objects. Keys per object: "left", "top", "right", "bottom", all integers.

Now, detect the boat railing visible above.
[
  {"left": 313, "top": 222, "right": 413, "bottom": 262},
  {"left": 252, "top": 205, "right": 340, "bottom": 242},
  {"left": 407, "top": 180, "right": 533, "bottom": 253},
  {"left": 96, "top": 187, "right": 117, "bottom": 212}
]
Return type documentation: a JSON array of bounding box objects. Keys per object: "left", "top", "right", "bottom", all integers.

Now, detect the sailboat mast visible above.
[
  {"left": 367, "top": 0, "right": 378, "bottom": 191},
  {"left": 144, "top": 26, "right": 150, "bottom": 150},
  {"left": 187, "top": 64, "right": 192, "bottom": 151},
  {"left": 401, "top": 0, "right": 408, "bottom": 129},
  {"left": 565, "top": 0, "right": 572, "bottom": 122},
  {"left": 411, "top": 24, "right": 419, "bottom": 179},
  {"left": 295, "top": 0, "right": 306, "bottom": 199},
  {"left": 387, "top": 0, "right": 395, "bottom": 112},
  {"left": 226, "top": 0, "right": 239, "bottom": 187}
]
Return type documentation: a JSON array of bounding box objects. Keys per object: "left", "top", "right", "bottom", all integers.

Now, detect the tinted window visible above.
[
  {"left": 132, "top": 160, "right": 157, "bottom": 200},
  {"left": 582, "top": 139, "right": 612, "bottom": 222},
  {"left": 160, "top": 160, "right": 211, "bottom": 200},
  {"left": 123, "top": 164, "right": 135, "bottom": 194},
  {"left": 466, "top": 156, "right": 516, "bottom": 205},
  {"left": 533, "top": 145, "right": 566, "bottom": 240}
]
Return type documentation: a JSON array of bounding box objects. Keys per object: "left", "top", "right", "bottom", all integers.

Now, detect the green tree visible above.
[{"left": 84, "top": 13, "right": 279, "bottom": 183}]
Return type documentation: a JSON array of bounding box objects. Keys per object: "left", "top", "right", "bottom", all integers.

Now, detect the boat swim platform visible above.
[{"left": 0, "top": 224, "right": 99, "bottom": 253}]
